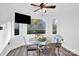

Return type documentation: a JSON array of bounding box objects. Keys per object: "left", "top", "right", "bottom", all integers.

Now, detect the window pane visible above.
[
  {"left": 27, "top": 19, "right": 46, "bottom": 34},
  {"left": 52, "top": 19, "right": 57, "bottom": 34}
]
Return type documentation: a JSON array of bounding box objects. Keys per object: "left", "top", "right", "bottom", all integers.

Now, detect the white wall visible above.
[
  {"left": 0, "top": 4, "right": 12, "bottom": 54},
  {"left": 0, "top": 22, "right": 11, "bottom": 54},
  {"left": 0, "top": 3, "right": 79, "bottom": 55},
  {"left": 58, "top": 4, "right": 79, "bottom": 55}
]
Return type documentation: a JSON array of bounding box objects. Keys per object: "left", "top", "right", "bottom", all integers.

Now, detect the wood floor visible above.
[{"left": 7, "top": 45, "right": 78, "bottom": 56}]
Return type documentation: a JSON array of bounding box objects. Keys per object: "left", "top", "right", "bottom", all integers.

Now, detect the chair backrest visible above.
[{"left": 47, "top": 43, "right": 56, "bottom": 56}]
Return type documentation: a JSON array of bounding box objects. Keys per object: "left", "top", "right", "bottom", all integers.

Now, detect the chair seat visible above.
[{"left": 27, "top": 44, "right": 38, "bottom": 51}]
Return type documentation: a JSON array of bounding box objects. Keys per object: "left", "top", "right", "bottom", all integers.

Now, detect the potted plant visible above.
[{"left": 35, "top": 34, "right": 47, "bottom": 43}]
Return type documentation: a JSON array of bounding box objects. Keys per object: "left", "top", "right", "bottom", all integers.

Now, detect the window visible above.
[
  {"left": 27, "top": 19, "right": 46, "bottom": 34},
  {"left": 14, "top": 23, "right": 19, "bottom": 35},
  {"left": 52, "top": 19, "right": 57, "bottom": 34}
]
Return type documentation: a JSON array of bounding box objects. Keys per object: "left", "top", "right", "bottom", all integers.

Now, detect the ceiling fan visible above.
[{"left": 30, "top": 3, "right": 56, "bottom": 13}]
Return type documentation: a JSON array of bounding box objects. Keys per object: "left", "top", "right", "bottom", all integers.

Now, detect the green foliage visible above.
[{"left": 38, "top": 37, "right": 47, "bottom": 42}]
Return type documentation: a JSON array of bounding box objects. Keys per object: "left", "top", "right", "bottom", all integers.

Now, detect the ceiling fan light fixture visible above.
[{"left": 39, "top": 8, "right": 47, "bottom": 13}]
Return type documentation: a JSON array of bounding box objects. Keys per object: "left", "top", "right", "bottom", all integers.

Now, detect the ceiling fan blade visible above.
[
  {"left": 30, "top": 4, "right": 40, "bottom": 7},
  {"left": 34, "top": 8, "right": 41, "bottom": 12},
  {"left": 45, "top": 5, "right": 56, "bottom": 8}
]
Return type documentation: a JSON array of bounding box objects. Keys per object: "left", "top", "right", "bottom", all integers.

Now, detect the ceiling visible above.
[{"left": 0, "top": 3, "right": 79, "bottom": 25}]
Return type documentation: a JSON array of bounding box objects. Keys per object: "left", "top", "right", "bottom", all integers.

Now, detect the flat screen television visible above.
[{"left": 15, "top": 12, "right": 31, "bottom": 24}]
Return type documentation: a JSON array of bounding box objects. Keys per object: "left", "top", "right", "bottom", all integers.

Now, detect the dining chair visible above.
[
  {"left": 38, "top": 43, "right": 56, "bottom": 56},
  {"left": 47, "top": 43, "right": 56, "bottom": 56}
]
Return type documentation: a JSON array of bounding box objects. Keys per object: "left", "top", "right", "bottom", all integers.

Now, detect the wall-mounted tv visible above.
[{"left": 15, "top": 12, "right": 31, "bottom": 24}]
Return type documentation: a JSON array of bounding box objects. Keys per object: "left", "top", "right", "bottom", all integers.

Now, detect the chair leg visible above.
[{"left": 58, "top": 47, "right": 60, "bottom": 56}]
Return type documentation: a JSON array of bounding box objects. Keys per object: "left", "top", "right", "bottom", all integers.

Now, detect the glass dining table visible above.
[
  {"left": 25, "top": 37, "right": 61, "bottom": 56},
  {"left": 25, "top": 37, "right": 49, "bottom": 56}
]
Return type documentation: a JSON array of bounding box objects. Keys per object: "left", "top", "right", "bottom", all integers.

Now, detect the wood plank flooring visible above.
[{"left": 7, "top": 46, "right": 78, "bottom": 56}]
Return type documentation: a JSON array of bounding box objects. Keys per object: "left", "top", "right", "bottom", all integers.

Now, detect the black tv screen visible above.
[{"left": 15, "top": 12, "right": 31, "bottom": 24}]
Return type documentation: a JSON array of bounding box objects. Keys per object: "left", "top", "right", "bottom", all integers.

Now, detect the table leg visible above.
[
  {"left": 26, "top": 46, "right": 28, "bottom": 56},
  {"left": 36, "top": 44, "right": 39, "bottom": 56}
]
